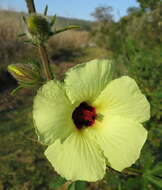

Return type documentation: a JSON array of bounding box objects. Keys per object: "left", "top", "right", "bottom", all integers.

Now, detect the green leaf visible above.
[
  {"left": 141, "top": 178, "right": 150, "bottom": 190},
  {"left": 44, "top": 5, "right": 48, "bottom": 16},
  {"left": 143, "top": 162, "right": 162, "bottom": 189},
  {"left": 140, "top": 148, "right": 155, "bottom": 171},
  {"left": 49, "top": 175, "right": 66, "bottom": 189},
  {"left": 151, "top": 162, "right": 162, "bottom": 177},
  {"left": 146, "top": 176, "right": 162, "bottom": 188},
  {"left": 124, "top": 176, "right": 142, "bottom": 190},
  {"left": 118, "top": 183, "right": 122, "bottom": 190},
  {"left": 68, "top": 182, "right": 75, "bottom": 190}
]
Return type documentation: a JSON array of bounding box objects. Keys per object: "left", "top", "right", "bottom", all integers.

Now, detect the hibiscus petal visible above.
[
  {"left": 93, "top": 76, "right": 150, "bottom": 123},
  {"left": 45, "top": 131, "right": 106, "bottom": 182},
  {"left": 33, "top": 80, "right": 75, "bottom": 145},
  {"left": 65, "top": 59, "right": 112, "bottom": 104},
  {"left": 92, "top": 115, "right": 147, "bottom": 171}
]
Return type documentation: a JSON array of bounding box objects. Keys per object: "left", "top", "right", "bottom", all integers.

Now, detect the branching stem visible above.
[{"left": 25, "top": 0, "right": 53, "bottom": 80}]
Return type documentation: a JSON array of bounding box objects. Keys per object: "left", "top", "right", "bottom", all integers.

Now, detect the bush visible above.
[{"left": 90, "top": 4, "right": 162, "bottom": 190}]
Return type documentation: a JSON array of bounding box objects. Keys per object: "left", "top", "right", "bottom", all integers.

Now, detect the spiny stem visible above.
[
  {"left": 38, "top": 44, "right": 53, "bottom": 80},
  {"left": 25, "top": 0, "right": 53, "bottom": 80}
]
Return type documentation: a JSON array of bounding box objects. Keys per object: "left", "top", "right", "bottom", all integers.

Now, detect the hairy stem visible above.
[
  {"left": 25, "top": 0, "right": 53, "bottom": 80},
  {"left": 38, "top": 45, "right": 53, "bottom": 80}
]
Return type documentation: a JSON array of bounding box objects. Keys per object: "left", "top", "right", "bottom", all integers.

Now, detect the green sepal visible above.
[
  {"left": 23, "top": 40, "right": 37, "bottom": 47},
  {"left": 49, "top": 175, "right": 66, "bottom": 189},
  {"left": 50, "top": 14, "right": 57, "bottom": 27},
  {"left": 18, "top": 81, "right": 43, "bottom": 87},
  {"left": 27, "top": 60, "right": 41, "bottom": 69},
  {"left": 54, "top": 25, "right": 80, "bottom": 35},
  {"left": 18, "top": 33, "right": 26, "bottom": 37},
  {"left": 11, "top": 79, "right": 43, "bottom": 96},
  {"left": 11, "top": 85, "right": 24, "bottom": 95},
  {"left": 68, "top": 182, "right": 75, "bottom": 190}
]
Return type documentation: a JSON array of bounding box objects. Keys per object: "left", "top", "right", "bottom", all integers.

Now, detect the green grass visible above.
[{"left": 0, "top": 106, "right": 57, "bottom": 190}]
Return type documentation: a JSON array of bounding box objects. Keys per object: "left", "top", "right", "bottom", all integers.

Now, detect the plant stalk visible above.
[
  {"left": 25, "top": 0, "right": 36, "bottom": 13},
  {"left": 38, "top": 44, "right": 53, "bottom": 80},
  {"left": 25, "top": 0, "right": 53, "bottom": 80}
]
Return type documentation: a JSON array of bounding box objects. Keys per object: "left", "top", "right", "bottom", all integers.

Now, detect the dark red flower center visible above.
[{"left": 72, "top": 102, "right": 97, "bottom": 129}]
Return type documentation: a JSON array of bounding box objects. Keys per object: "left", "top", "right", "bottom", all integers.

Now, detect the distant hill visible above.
[
  {"left": 55, "top": 16, "right": 92, "bottom": 31},
  {"left": 0, "top": 9, "right": 92, "bottom": 31}
]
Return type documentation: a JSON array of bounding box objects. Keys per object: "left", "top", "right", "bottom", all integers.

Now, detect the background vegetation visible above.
[{"left": 0, "top": 0, "right": 162, "bottom": 189}]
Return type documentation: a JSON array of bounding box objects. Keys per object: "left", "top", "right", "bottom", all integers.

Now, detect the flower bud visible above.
[
  {"left": 8, "top": 64, "right": 42, "bottom": 86},
  {"left": 27, "top": 14, "right": 51, "bottom": 43}
]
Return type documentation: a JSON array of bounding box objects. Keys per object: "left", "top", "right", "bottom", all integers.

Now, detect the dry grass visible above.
[
  {"left": 0, "top": 10, "right": 29, "bottom": 66},
  {"left": 49, "top": 30, "right": 89, "bottom": 50},
  {"left": 48, "top": 30, "right": 90, "bottom": 62},
  {"left": 0, "top": 9, "right": 90, "bottom": 68}
]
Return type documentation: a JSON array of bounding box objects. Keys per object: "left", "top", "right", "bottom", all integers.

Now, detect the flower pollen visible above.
[{"left": 72, "top": 102, "right": 97, "bottom": 129}]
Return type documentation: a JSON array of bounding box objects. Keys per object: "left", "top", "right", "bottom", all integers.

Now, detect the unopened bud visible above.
[
  {"left": 8, "top": 64, "right": 42, "bottom": 86},
  {"left": 27, "top": 14, "right": 51, "bottom": 43}
]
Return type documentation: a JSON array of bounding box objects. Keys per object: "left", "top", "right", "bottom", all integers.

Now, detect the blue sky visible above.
[{"left": 0, "top": 0, "right": 139, "bottom": 21}]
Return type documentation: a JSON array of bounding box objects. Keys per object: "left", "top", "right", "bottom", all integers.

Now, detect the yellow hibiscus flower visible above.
[{"left": 33, "top": 59, "right": 150, "bottom": 182}]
